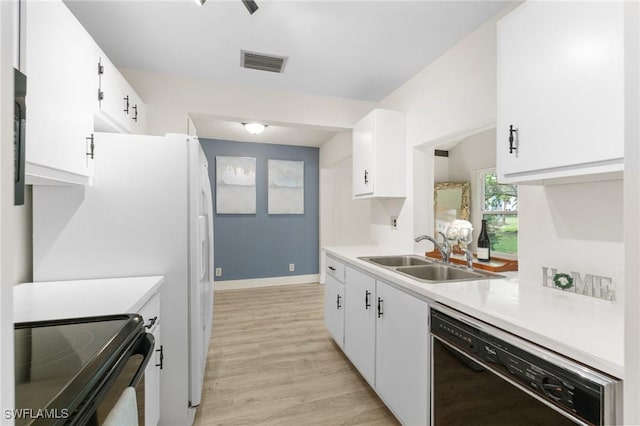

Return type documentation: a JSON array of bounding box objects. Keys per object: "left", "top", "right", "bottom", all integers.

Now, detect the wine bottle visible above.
[{"left": 477, "top": 219, "right": 491, "bottom": 262}]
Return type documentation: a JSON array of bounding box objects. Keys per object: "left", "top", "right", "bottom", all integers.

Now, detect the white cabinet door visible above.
[
  {"left": 128, "top": 91, "right": 146, "bottom": 135},
  {"left": 326, "top": 255, "right": 346, "bottom": 283},
  {"left": 324, "top": 275, "right": 345, "bottom": 348},
  {"left": 96, "top": 48, "right": 146, "bottom": 134},
  {"left": 344, "top": 267, "right": 376, "bottom": 386},
  {"left": 352, "top": 112, "right": 375, "bottom": 196},
  {"left": 25, "top": 0, "right": 94, "bottom": 185},
  {"left": 352, "top": 109, "right": 405, "bottom": 198},
  {"left": 375, "top": 281, "right": 429, "bottom": 426},
  {"left": 139, "top": 293, "right": 161, "bottom": 426},
  {"left": 497, "top": 2, "right": 624, "bottom": 183},
  {"left": 98, "top": 50, "right": 130, "bottom": 131},
  {"left": 145, "top": 324, "right": 161, "bottom": 426}
]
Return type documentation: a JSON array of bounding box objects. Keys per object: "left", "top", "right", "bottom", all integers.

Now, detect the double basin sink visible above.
[{"left": 358, "top": 255, "right": 504, "bottom": 284}]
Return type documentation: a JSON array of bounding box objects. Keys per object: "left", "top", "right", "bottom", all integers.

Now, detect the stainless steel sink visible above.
[
  {"left": 396, "top": 264, "right": 490, "bottom": 282},
  {"left": 359, "top": 255, "right": 504, "bottom": 283},
  {"left": 359, "top": 255, "right": 432, "bottom": 267}
]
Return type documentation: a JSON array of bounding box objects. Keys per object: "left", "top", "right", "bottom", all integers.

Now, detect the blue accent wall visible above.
[{"left": 200, "top": 139, "right": 319, "bottom": 281}]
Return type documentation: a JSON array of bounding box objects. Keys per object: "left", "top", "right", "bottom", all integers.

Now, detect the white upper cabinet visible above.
[
  {"left": 352, "top": 109, "right": 406, "bottom": 198},
  {"left": 496, "top": 2, "right": 624, "bottom": 184},
  {"left": 95, "top": 48, "right": 146, "bottom": 134},
  {"left": 26, "top": 0, "right": 95, "bottom": 185},
  {"left": 25, "top": 0, "right": 147, "bottom": 185}
]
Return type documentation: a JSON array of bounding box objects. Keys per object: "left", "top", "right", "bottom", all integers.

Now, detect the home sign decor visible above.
[{"left": 542, "top": 267, "right": 615, "bottom": 302}]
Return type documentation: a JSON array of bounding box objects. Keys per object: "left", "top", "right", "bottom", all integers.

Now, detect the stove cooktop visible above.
[{"left": 14, "top": 315, "right": 144, "bottom": 425}]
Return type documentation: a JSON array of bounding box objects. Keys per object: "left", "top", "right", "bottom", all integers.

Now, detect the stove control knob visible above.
[{"left": 542, "top": 377, "right": 564, "bottom": 401}]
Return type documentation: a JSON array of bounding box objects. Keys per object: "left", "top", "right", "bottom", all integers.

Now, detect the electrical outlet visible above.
[
  {"left": 215, "top": 268, "right": 222, "bottom": 277},
  {"left": 289, "top": 263, "right": 295, "bottom": 272},
  {"left": 391, "top": 216, "right": 398, "bottom": 230}
]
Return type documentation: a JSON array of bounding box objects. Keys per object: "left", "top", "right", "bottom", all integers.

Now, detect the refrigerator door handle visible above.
[
  {"left": 202, "top": 166, "right": 214, "bottom": 283},
  {"left": 199, "top": 216, "right": 208, "bottom": 281}
]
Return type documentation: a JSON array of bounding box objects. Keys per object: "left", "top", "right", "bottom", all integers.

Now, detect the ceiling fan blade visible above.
[{"left": 242, "top": 0, "right": 259, "bottom": 15}]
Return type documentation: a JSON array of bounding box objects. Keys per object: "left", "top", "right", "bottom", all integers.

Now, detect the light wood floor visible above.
[{"left": 193, "top": 283, "right": 399, "bottom": 426}]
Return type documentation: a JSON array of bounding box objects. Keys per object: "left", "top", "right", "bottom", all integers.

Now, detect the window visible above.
[{"left": 479, "top": 169, "right": 518, "bottom": 256}]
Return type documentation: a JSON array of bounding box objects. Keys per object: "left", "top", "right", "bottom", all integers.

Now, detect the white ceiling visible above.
[{"left": 65, "top": 0, "right": 508, "bottom": 145}]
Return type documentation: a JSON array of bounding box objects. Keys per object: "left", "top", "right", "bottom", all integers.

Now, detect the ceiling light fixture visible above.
[
  {"left": 242, "top": 0, "right": 259, "bottom": 15},
  {"left": 243, "top": 122, "right": 267, "bottom": 135},
  {"left": 194, "top": 0, "right": 206, "bottom": 5}
]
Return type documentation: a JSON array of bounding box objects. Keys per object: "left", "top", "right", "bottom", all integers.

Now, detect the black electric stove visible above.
[{"left": 14, "top": 314, "right": 153, "bottom": 426}]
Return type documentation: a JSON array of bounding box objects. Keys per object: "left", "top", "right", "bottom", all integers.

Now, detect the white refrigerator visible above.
[{"left": 32, "top": 133, "right": 214, "bottom": 426}]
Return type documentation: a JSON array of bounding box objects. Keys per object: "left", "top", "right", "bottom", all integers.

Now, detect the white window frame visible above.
[{"left": 478, "top": 168, "right": 518, "bottom": 259}]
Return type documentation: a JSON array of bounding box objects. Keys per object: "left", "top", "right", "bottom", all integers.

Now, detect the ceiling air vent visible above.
[{"left": 241, "top": 50, "right": 287, "bottom": 73}]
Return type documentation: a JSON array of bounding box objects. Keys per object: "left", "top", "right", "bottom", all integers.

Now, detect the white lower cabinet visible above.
[
  {"left": 344, "top": 268, "right": 376, "bottom": 386},
  {"left": 324, "top": 274, "right": 345, "bottom": 348},
  {"left": 145, "top": 324, "right": 161, "bottom": 426},
  {"left": 138, "top": 293, "right": 162, "bottom": 426},
  {"left": 329, "top": 265, "right": 429, "bottom": 425},
  {"left": 375, "top": 280, "right": 429, "bottom": 426}
]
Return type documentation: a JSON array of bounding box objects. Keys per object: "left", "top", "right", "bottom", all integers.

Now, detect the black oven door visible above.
[{"left": 73, "top": 332, "right": 154, "bottom": 426}]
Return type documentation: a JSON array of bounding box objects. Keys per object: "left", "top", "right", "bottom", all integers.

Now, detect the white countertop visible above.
[
  {"left": 324, "top": 246, "right": 624, "bottom": 379},
  {"left": 14, "top": 276, "right": 164, "bottom": 322}
]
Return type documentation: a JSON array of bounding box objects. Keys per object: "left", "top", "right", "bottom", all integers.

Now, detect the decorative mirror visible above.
[{"left": 434, "top": 181, "right": 470, "bottom": 239}]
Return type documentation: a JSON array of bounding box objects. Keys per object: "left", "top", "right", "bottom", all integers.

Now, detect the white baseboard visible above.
[{"left": 214, "top": 274, "right": 321, "bottom": 291}]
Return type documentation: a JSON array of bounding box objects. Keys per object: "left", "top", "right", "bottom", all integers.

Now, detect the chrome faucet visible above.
[
  {"left": 414, "top": 232, "right": 450, "bottom": 263},
  {"left": 462, "top": 248, "right": 474, "bottom": 270}
]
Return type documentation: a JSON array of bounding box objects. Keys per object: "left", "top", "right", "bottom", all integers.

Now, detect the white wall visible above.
[
  {"left": 122, "top": 68, "right": 377, "bottom": 136},
  {"left": 380, "top": 6, "right": 503, "bottom": 148},
  {"left": 518, "top": 181, "right": 624, "bottom": 294},
  {"left": 446, "top": 128, "right": 496, "bottom": 252},
  {"left": 447, "top": 129, "right": 496, "bottom": 182},
  {"left": 319, "top": 132, "right": 372, "bottom": 281},
  {"left": 0, "top": 1, "right": 14, "bottom": 415},
  {"left": 120, "top": 6, "right": 512, "bottom": 258},
  {"left": 319, "top": 129, "right": 411, "bottom": 255},
  {"left": 1, "top": 1, "right": 36, "bottom": 416},
  {"left": 341, "top": 0, "right": 625, "bottom": 305},
  {"left": 624, "top": 2, "right": 640, "bottom": 422},
  {"left": 373, "top": 5, "right": 513, "bottom": 254},
  {"left": 319, "top": 131, "right": 351, "bottom": 169},
  {"left": 433, "top": 155, "right": 449, "bottom": 182},
  {"left": 320, "top": 159, "right": 372, "bottom": 247},
  {"left": 0, "top": 0, "right": 33, "bottom": 418}
]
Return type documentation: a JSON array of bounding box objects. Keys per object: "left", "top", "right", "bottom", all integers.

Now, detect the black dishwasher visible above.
[{"left": 430, "top": 305, "right": 621, "bottom": 426}]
